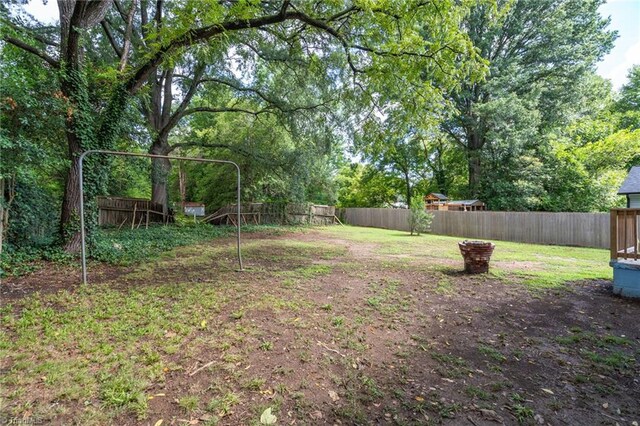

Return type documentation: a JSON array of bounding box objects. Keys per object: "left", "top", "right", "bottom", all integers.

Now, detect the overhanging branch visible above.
[
  {"left": 2, "top": 36, "right": 60, "bottom": 68},
  {"left": 180, "top": 106, "right": 269, "bottom": 118},
  {"left": 168, "top": 142, "right": 267, "bottom": 163},
  {"left": 123, "top": 5, "right": 362, "bottom": 95},
  {"left": 100, "top": 20, "right": 123, "bottom": 57}
]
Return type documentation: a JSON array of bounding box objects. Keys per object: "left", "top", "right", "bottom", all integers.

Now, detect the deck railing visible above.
[{"left": 610, "top": 208, "right": 640, "bottom": 260}]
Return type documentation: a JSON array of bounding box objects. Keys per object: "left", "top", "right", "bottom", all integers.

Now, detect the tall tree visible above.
[
  {"left": 441, "top": 0, "right": 616, "bottom": 197},
  {"left": 2, "top": 0, "right": 485, "bottom": 250},
  {"left": 615, "top": 65, "right": 640, "bottom": 130},
  {"left": 357, "top": 119, "right": 429, "bottom": 208}
]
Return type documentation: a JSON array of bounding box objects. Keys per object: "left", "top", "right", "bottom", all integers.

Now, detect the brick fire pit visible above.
[{"left": 458, "top": 240, "right": 495, "bottom": 274}]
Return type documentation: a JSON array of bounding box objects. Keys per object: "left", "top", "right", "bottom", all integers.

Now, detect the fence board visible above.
[
  {"left": 97, "top": 196, "right": 169, "bottom": 227},
  {"left": 207, "top": 203, "right": 336, "bottom": 226},
  {"left": 338, "top": 208, "right": 609, "bottom": 249}
]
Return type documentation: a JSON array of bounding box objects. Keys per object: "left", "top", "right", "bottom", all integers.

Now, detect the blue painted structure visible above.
[{"left": 610, "top": 260, "right": 640, "bottom": 298}]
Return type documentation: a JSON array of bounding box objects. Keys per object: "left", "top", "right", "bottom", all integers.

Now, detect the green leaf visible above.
[{"left": 260, "top": 407, "right": 277, "bottom": 425}]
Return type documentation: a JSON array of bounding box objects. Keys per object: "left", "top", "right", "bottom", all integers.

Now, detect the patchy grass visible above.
[
  {"left": 1, "top": 225, "right": 636, "bottom": 425},
  {"left": 325, "top": 226, "right": 611, "bottom": 289}
]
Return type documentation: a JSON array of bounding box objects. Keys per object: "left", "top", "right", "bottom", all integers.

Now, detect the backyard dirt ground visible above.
[{"left": 1, "top": 226, "right": 639, "bottom": 426}]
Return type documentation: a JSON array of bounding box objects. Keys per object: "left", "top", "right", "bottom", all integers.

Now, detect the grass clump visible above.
[
  {"left": 478, "top": 344, "right": 507, "bottom": 363},
  {"left": 178, "top": 395, "right": 200, "bottom": 413},
  {"left": 99, "top": 371, "right": 148, "bottom": 418}
]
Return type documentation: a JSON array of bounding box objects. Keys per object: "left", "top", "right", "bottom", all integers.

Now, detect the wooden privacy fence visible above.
[
  {"left": 204, "top": 203, "right": 338, "bottom": 226},
  {"left": 97, "top": 196, "right": 172, "bottom": 228},
  {"left": 338, "top": 208, "right": 610, "bottom": 249},
  {"left": 339, "top": 208, "right": 413, "bottom": 232}
]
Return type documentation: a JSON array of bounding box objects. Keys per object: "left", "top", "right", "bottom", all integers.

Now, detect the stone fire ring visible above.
[{"left": 458, "top": 240, "right": 495, "bottom": 274}]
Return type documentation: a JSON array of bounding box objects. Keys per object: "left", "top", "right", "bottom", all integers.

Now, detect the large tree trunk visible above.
[
  {"left": 60, "top": 133, "right": 84, "bottom": 252},
  {"left": 404, "top": 171, "right": 412, "bottom": 208},
  {"left": 58, "top": 0, "right": 114, "bottom": 252},
  {"left": 466, "top": 132, "right": 484, "bottom": 198},
  {"left": 468, "top": 152, "right": 482, "bottom": 198},
  {"left": 59, "top": 48, "right": 95, "bottom": 252},
  {"left": 150, "top": 136, "right": 171, "bottom": 216},
  {"left": 433, "top": 142, "right": 448, "bottom": 195}
]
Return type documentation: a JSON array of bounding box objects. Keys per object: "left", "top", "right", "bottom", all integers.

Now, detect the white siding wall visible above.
[{"left": 629, "top": 194, "right": 640, "bottom": 208}]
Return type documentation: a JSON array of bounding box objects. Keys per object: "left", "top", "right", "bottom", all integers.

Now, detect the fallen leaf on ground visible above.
[
  {"left": 309, "top": 410, "right": 323, "bottom": 420},
  {"left": 260, "top": 407, "right": 277, "bottom": 425},
  {"left": 479, "top": 408, "right": 503, "bottom": 423}
]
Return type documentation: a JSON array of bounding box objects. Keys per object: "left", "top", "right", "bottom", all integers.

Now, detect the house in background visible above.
[
  {"left": 445, "top": 199, "right": 486, "bottom": 211},
  {"left": 425, "top": 192, "right": 448, "bottom": 204},
  {"left": 424, "top": 193, "right": 448, "bottom": 210},
  {"left": 618, "top": 166, "right": 640, "bottom": 208},
  {"left": 183, "top": 202, "right": 205, "bottom": 217},
  {"left": 424, "top": 193, "right": 486, "bottom": 211}
]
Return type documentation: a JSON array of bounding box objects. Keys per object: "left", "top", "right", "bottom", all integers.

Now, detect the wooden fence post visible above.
[
  {"left": 131, "top": 202, "right": 137, "bottom": 230},
  {"left": 610, "top": 209, "right": 618, "bottom": 260}
]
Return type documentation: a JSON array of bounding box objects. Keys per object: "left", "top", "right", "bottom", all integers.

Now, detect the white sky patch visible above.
[
  {"left": 599, "top": 39, "right": 640, "bottom": 90},
  {"left": 597, "top": 0, "right": 640, "bottom": 90},
  {"left": 22, "top": 0, "right": 58, "bottom": 24},
  {"left": 227, "top": 45, "right": 255, "bottom": 85}
]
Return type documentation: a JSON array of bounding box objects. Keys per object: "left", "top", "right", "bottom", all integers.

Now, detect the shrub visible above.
[{"left": 408, "top": 198, "right": 433, "bottom": 235}]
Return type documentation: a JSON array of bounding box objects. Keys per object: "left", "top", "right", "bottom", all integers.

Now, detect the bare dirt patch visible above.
[{"left": 1, "top": 228, "right": 638, "bottom": 426}]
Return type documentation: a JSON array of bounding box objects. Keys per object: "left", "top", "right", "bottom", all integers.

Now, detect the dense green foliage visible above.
[
  {"left": 91, "top": 223, "right": 258, "bottom": 265},
  {"left": 1, "top": 0, "right": 487, "bottom": 251},
  {"left": 340, "top": 1, "right": 636, "bottom": 212}
]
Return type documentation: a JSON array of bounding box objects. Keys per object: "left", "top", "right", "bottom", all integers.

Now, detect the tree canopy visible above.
[{"left": 0, "top": 0, "right": 636, "bottom": 255}]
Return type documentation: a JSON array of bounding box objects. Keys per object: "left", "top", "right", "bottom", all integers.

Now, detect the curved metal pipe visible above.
[{"left": 78, "top": 149, "right": 243, "bottom": 284}]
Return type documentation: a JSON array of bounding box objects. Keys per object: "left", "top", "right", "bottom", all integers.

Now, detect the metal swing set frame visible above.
[{"left": 78, "top": 150, "right": 243, "bottom": 285}]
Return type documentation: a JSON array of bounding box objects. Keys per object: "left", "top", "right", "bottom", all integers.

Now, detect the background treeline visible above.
[{"left": 1, "top": 0, "right": 638, "bottom": 256}]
